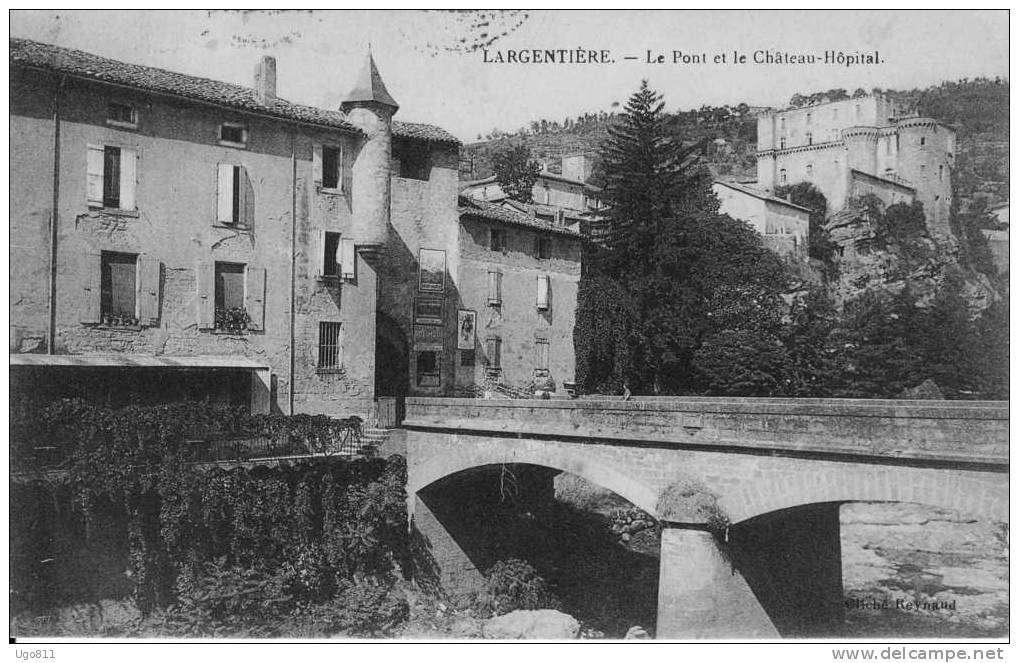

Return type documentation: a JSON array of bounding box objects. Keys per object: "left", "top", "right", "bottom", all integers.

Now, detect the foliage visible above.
[
  {"left": 10, "top": 401, "right": 406, "bottom": 621},
  {"left": 656, "top": 480, "right": 729, "bottom": 532},
  {"left": 577, "top": 80, "right": 788, "bottom": 395},
  {"left": 773, "top": 182, "right": 836, "bottom": 268},
  {"left": 475, "top": 559, "right": 561, "bottom": 617},
  {"left": 491, "top": 144, "right": 541, "bottom": 203},
  {"left": 214, "top": 306, "right": 249, "bottom": 333},
  {"left": 692, "top": 330, "right": 788, "bottom": 396}
]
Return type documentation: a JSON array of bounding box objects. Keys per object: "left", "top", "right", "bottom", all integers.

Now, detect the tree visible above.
[
  {"left": 492, "top": 144, "right": 541, "bottom": 203},
  {"left": 773, "top": 182, "right": 836, "bottom": 268},
  {"left": 576, "top": 80, "right": 789, "bottom": 395}
]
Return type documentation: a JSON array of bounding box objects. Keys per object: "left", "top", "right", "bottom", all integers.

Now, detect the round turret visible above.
[{"left": 341, "top": 50, "right": 399, "bottom": 257}]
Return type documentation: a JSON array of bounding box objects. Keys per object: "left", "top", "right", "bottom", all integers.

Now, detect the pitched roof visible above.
[
  {"left": 9, "top": 37, "right": 458, "bottom": 144},
  {"left": 458, "top": 195, "right": 582, "bottom": 238},
  {"left": 341, "top": 50, "right": 398, "bottom": 110},
  {"left": 712, "top": 180, "right": 814, "bottom": 214}
]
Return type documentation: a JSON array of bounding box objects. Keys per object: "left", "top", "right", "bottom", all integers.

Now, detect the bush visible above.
[
  {"left": 657, "top": 480, "right": 729, "bottom": 532},
  {"left": 476, "top": 559, "right": 560, "bottom": 617}
]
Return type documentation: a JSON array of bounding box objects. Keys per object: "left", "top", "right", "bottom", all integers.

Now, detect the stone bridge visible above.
[{"left": 402, "top": 397, "right": 1008, "bottom": 639}]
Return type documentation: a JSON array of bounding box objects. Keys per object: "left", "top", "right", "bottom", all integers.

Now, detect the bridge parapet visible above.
[{"left": 404, "top": 397, "right": 1008, "bottom": 468}]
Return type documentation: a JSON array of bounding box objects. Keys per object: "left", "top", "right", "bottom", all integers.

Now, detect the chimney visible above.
[{"left": 254, "top": 55, "right": 277, "bottom": 105}]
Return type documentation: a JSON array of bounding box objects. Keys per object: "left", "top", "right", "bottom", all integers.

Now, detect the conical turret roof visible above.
[{"left": 341, "top": 48, "right": 399, "bottom": 111}]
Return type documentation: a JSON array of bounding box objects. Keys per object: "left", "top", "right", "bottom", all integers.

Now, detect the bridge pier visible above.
[{"left": 657, "top": 525, "right": 779, "bottom": 639}]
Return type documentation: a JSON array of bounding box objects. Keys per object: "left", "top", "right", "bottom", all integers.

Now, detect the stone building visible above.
[
  {"left": 456, "top": 196, "right": 583, "bottom": 395},
  {"left": 9, "top": 38, "right": 460, "bottom": 417},
  {"left": 754, "top": 94, "right": 956, "bottom": 235},
  {"left": 460, "top": 154, "right": 603, "bottom": 232},
  {"left": 712, "top": 180, "right": 810, "bottom": 258}
]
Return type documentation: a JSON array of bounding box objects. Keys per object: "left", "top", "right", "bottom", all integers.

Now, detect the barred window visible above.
[{"left": 318, "top": 322, "right": 343, "bottom": 369}]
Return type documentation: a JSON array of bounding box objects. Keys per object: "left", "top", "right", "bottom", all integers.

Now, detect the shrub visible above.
[
  {"left": 656, "top": 480, "right": 729, "bottom": 533},
  {"left": 477, "top": 559, "right": 560, "bottom": 616}
]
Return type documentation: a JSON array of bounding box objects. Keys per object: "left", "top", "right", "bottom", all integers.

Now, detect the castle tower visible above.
[
  {"left": 341, "top": 49, "right": 399, "bottom": 257},
  {"left": 894, "top": 118, "right": 955, "bottom": 237}
]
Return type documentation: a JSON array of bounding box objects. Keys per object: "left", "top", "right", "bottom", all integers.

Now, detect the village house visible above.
[{"left": 8, "top": 38, "right": 463, "bottom": 418}]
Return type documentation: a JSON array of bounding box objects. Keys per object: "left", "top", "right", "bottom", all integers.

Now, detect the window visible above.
[
  {"left": 855, "top": 104, "right": 861, "bottom": 118},
  {"left": 416, "top": 351, "right": 440, "bottom": 386},
  {"left": 537, "top": 236, "right": 552, "bottom": 259},
  {"left": 536, "top": 275, "right": 550, "bottom": 310},
  {"left": 461, "top": 350, "right": 476, "bottom": 366},
  {"left": 197, "top": 261, "right": 265, "bottom": 332},
  {"left": 216, "top": 164, "right": 253, "bottom": 227},
  {"left": 919, "top": 136, "right": 926, "bottom": 148},
  {"left": 490, "top": 227, "right": 507, "bottom": 252},
  {"left": 884, "top": 168, "right": 896, "bottom": 179},
  {"left": 487, "top": 271, "right": 502, "bottom": 305},
  {"left": 920, "top": 164, "right": 927, "bottom": 179},
  {"left": 536, "top": 339, "right": 550, "bottom": 371},
  {"left": 806, "top": 112, "right": 812, "bottom": 125},
  {"left": 779, "top": 169, "right": 787, "bottom": 184},
  {"left": 939, "top": 165, "right": 944, "bottom": 181},
  {"left": 394, "top": 139, "right": 429, "bottom": 180},
  {"left": 314, "top": 144, "right": 343, "bottom": 191},
  {"left": 779, "top": 137, "right": 786, "bottom": 149},
  {"left": 215, "top": 262, "right": 246, "bottom": 316},
  {"left": 806, "top": 163, "right": 813, "bottom": 178},
  {"left": 107, "top": 102, "right": 137, "bottom": 128},
  {"left": 485, "top": 338, "right": 502, "bottom": 368},
  {"left": 319, "top": 231, "right": 355, "bottom": 280},
  {"left": 219, "top": 123, "right": 247, "bottom": 147},
  {"left": 101, "top": 252, "right": 137, "bottom": 323},
  {"left": 780, "top": 117, "right": 786, "bottom": 132},
  {"left": 318, "top": 322, "right": 343, "bottom": 369},
  {"left": 87, "top": 144, "right": 137, "bottom": 210},
  {"left": 321, "top": 232, "right": 340, "bottom": 277},
  {"left": 806, "top": 132, "right": 813, "bottom": 145}
]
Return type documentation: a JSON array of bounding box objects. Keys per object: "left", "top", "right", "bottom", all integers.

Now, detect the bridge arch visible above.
[
  {"left": 722, "top": 468, "right": 1008, "bottom": 525},
  {"left": 410, "top": 443, "right": 660, "bottom": 518}
]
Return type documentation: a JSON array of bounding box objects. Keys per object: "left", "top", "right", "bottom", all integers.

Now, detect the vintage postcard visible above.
[{"left": 7, "top": 9, "right": 1008, "bottom": 657}]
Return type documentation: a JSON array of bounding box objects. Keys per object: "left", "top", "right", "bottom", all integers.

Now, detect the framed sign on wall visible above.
[{"left": 418, "top": 248, "right": 446, "bottom": 293}]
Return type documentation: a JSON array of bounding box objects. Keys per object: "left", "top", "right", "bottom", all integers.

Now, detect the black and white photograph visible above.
[{"left": 6, "top": 8, "right": 1009, "bottom": 656}]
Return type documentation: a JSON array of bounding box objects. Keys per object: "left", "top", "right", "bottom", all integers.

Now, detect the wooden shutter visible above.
[
  {"left": 216, "top": 164, "right": 234, "bottom": 224},
  {"left": 137, "top": 257, "right": 161, "bottom": 326},
  {"left": 536, "top": 275, "right": 550, "bottom": 310},
  {"left": 196, "top": 260, "right": 215, "bottom": 329},
  {"left": 312, "top": 144, "right": 323, "bottom": 188},
  {"left": 318, "top": 229, "right": 327, "bottom": 276},
  {"left": 79, "top": 250, "right": 102, "bottom": 323},
  {"left": 245, "top": 266, "right": 266, "bottom": 331},
  {"left": 238, "top": 166, "right": 254, "bottom": 229},
  {"left": 488, "top": 271, "right": 502, "bottom": 305},
  {"left": 86, "top": 145, "right": 104, "bottom": 206},
  {"left": 340, "top": 238, "right": 356, "bottom": 280},
  {"left": 119, "top": 148, "right": 137, "bottom": 210}
]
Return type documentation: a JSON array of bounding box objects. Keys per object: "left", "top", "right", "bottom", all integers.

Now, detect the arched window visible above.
[
  {"left": 920, "top": 136, "right": 926, "bottom": 148},
  {"left": 779, "top": 168, "right": 787, "bottom": 184},
  {"left": 806, "top": 132, "right": 813, "bottom": 145},
  {"left": 780, "top": 117, "right": 786, "bottom": 132},
  {"left": 920, "top": 164, "right": 927, "bottom": 178},
  {"left": 938, "top": 165, "right": 944, "bottom": 181},
  {"left": 806, "top": 163, "right": 813, "bottom": 178},
  {"left": 780, "top": 137, "right": 786, "bottom": 149},
  {"left": 884, "top": 168, "right": 895, "bottom": 179},
  {"left": 806, "top": 112, "right": 812, "bottom": 125}
]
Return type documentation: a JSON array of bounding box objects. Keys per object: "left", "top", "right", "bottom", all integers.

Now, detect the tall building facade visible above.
[
  {"left": 9, "top": 38, "right": 460, "bottom": 416},
  {"left": 754, "top": 95, "right": 956, "bottom": 235}
]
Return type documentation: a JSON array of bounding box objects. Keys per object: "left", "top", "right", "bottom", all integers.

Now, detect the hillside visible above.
[{"left": 461, "top": 78, "right": 1008, "bottom": 210}]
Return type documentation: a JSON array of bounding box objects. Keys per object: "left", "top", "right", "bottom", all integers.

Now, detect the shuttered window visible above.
[
  {"left": 322, "top": 146, "right": 340, "bottom": 189},
  {"left": 215, "top": 262, "right": 245, "bottom": 311},
  {"left": 87, "top": 145, "right": 137, "bottom": 210},
  {"left": 486, "top": 338, "right": 502, "bottom": 368},
  {"left": 487, "top": 271, "right": 502, "bottom": 305},
  {"left": 536, "top": 339, "right": 550, "bottom": 370},
  {"left": 318, "top": 322, "right": 343, "bottom": 369},
  {"left": 100, "top": 252, "right": 137, "bottom": 320},
  {"left": 217, "top": 164, "right": 253, "bottom": 227},
  {"left": 536, "top": 275, "right": 550, "bottom": 310},
  {"left": 321, "top": 231, "right": 340, "bottom": 277}
]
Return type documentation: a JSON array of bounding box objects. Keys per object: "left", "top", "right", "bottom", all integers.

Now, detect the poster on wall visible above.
[
  {"left": 457, "top": 310, "right": 476, "bottom": 350},
  {"left": 414, "top": 298, "right": 443, "bottom": 325},
  {"left": 412, "top": 323, "right": 444, "bottom": 351},
  {"left": 418, "top": 248, "right": 446, "bottom": 293}
]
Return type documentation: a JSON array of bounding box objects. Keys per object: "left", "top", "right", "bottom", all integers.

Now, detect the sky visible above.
[{"left": 9, "top": 10, "right": 1009, "bottom": 142}]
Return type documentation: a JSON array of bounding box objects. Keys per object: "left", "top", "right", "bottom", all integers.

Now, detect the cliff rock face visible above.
[{"left": 824, "top": 202, "right": 997, "bottom": 313}]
